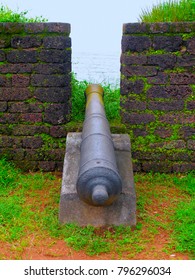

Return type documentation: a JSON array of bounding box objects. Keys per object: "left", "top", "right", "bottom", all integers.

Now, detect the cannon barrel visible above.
[{"left": 76, "top": 84, "right": 122, "bottom": 206}]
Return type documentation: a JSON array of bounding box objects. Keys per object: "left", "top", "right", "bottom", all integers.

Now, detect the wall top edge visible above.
[
  {"left": 123, "top": 22, "right": 195, "bottom": 34},
  {"left": 0, "top": 22, "right": 71, "bottom": 34}
]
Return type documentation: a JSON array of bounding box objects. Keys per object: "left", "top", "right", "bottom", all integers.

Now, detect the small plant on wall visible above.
[
  {"left": 0, "top": 4, "right": 47, "bottom": 22},
  {"left": 139, "top": 0, "right": 195, "bottom": 22}
]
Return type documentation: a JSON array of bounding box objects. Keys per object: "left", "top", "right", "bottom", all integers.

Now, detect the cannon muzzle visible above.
[{"left": 76, "top": 84, "right": 122, "bottom": 206}]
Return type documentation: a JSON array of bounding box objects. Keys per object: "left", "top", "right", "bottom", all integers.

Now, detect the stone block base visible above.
[{"left": 59, "top": 133, "right": 136, "bottom": 227}]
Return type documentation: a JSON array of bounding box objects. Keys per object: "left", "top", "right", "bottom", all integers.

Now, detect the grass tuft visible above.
[
  {"left": 139, "top": 0, "right": 195, "bottom": 22},
  {"left": 0, "top": 157, "right": 20, "bottom": 195}
]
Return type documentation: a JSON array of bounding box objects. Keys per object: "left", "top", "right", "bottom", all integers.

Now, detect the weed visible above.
[
  {"left": 139, "top": 0, "right": 195, "bottom": 22},
  {"left": 0, "top": 157, "right": 20, "bottom": 194},
  {"left": 0, "top": 5, "right": 47, "bottom": 23}
]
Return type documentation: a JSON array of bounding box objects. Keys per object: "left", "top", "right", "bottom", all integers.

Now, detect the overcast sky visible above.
[{"left": 2, "top": 0, "right": 158, "bottom": 53}]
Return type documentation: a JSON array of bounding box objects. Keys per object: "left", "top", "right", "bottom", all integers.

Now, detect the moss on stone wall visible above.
[
  {"left": 0, "top": 22, "right": 71, "bottom": 171},
  {"left": 121, "top": 22, "right": 195, "bottom": 172}
]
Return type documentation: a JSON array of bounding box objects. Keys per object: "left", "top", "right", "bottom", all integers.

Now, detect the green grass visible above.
[
  {"left": 0, "top": 158, "right": 194, "bottom": 258},
  {"left": 71, "top": 74, "right": 121, "bottom": 122},
  {"left": 0, "top": 157, "right": 20, "bottom": 195},
  {"left": 0, "top": 5, "right": 47, "bottom": 22},
  {"left": 171, "top": 172, "right": 195, "bottom": 255},
  {"left": 139, "top": 0, "right": 195, "bottom": 22}
]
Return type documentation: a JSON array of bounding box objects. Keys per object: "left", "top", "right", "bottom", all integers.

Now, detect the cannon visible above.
[{"left": 76, "top": 84, "right": 122, "bottom": 206}]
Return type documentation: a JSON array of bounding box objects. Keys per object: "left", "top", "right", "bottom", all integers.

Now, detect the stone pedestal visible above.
[{"left": 59, "top": 132, "right": 136, "bottom": 227}]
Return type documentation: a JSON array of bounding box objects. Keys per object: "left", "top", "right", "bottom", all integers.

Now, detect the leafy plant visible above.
[
  {"left": 139, "top": 0, "right": 195, "bottom": 22},
  {"left": 0, "top": 5, "right": 47, "bottom": 22}
]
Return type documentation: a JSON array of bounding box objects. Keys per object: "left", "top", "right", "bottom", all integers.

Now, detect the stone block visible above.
[
  {"left": 3, "top": 23, "right": 24, "bottom": 34},
  {"left": 133, "top": 127, "right": 148, "bottom": 137},
  {"left": 31, "top": 74, "right": 67, "bottom": 87},
  {"left": 172, "top": 163, "right": 195, "bottom": 173},
  {"left": 122, "top": 112, "right": 155, "bottom": 124},
  {"left": 132, "top": 150, "right": 166, "bottom": 161},
  {"left": 168, "top": 152, "right": 190, "bottom": 162},
  {"left": 43, "top": 36, "right": 71, "bottom": 49},
  {"left": 147, "top": 85, "right": 192, "bottom": 99},
  {"left": 24, "top": 23, "right": 47, "bottom": 33},
  {"left": 187, "top": 38, "right": 195, "bottom": 54},
  {"left": 34, "top": 88, "right": 69, "bottom": 102},
  {"left": 176, "top": 55, "right": 195, "bottom": 67},
  {"left": 59, "top": 133, "right": 136, "bottom": 227},
  {"left": 149, "top": 140, "right": 186, "bottom": 149},
  {"left": 120, "top": 79, "right": 145, "bottom": 95},
  {"left": 124, "top": 100, "right": 147, "bottom": 111},
  {"left": 50, "top": 126, "right": 67, "bottom": 138},
  {"left": 187, "top": 101, "right": 195, "bottom": 110},
  {"left": 159, "top": 113, "right": 195, "bottom": 124},
  {"left": 7, "top": 50, "right": 37, "bottom": 63},
  {"left": 147, "top": 54, "right": 176, "bottom": 70},
  {"left": 8, "top": 102, "right": 30, "bottom": 113},
  {"left": 11, "top": 35, "right": 42, "bottom": 48},
  {"left": 0, "top": 136, "right": 21, "bottom": 148},
  {"left": 44, "top": 103, "right": 69, "bottom": 125},
  {"left": 38, "top": 161, "right": 56, "bottom": 171},
  {"left": 20, "top": 113, "right": 42, "bottom": 123},
  {"left": 142, "top": 161, "right": 172, "bottom": 173},
  {"left": 154, "top": 127, "right": 172, "bottom": 138},
  {"left": 179, "top": 126, "right": 195, "bottom": 139},
  {"left": 0, "top": 50, "right": 5, "bottom": 61},
  {"left": 121, "top": 65, "right": 157, "bottom": 77},
  {"left": 38, "top": 50, "right": 70, "bottom": 63},
  {"left": 147, "top": 73, "right": 169, "bottom": 85},
  {"left": 122, "top": 36, "right": 151, "bottom": 53},
  {"left": 187, "top": 140, "right": 195, "bottom": 151},
  {"left": 120, "top": 53, "right": 147, "bottom": 65},
  {"left": 168, "top": 22, "right": 195, "bottom": 33},
  {"left": 12, "top": 74, "right": 30, "bottom": 87},
  {"left": 0, "top": 38, "right": 11, "bottom": 48},
  {"left": 0, "top": 101, "right": 7, "bottom": 112},
  {"left": 0, "top": 63, "right": 33, "bottom": 74},
  {"left": 46, "top": 23, "right": 71, "bottom": 34},
  {"left": 170, "top": 73, "right": 195, "bottom": 84},
  {"left": 153, "top": 36, "right": 182, "bottom": 52},
  {"left": 0, "top": 75, "right": 11, "bottom": 87},
  {"left": 22, "top": 136, "right": 43, "bottom": 149},
  {"left": 123, "top": 23, "right": 148, "bottom": 34},
  {"left": 149, "top": 23, "right": 170, "bottom": 33},
  {"left": 33, "top": 63, "right": 68, "bottom": 74},
  {"left": 0, "top": 113, "right": 20, "bottom": 124},
  {"left": 148, "top": 100, "right": 184, "bottom": 111}
]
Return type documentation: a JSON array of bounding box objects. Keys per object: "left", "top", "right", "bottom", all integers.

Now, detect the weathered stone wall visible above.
[
  {"left": 0, "top": 22, "right": 71, "bottom": 171},
  {"left": 121, "top": 22, "right": 195, "bottom": 172}
]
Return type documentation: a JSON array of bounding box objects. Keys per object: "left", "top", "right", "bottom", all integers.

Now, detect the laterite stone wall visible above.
[
  {"left": 121, "top": 22, "right": 195, "bottom": 172},
  {"left": 0, "top": 23, "right": 71, "bottom": 171}
]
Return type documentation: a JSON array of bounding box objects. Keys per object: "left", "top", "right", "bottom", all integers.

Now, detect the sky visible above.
[{"left": 1, "top": 0, "right": 159, "bottom": 54}]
